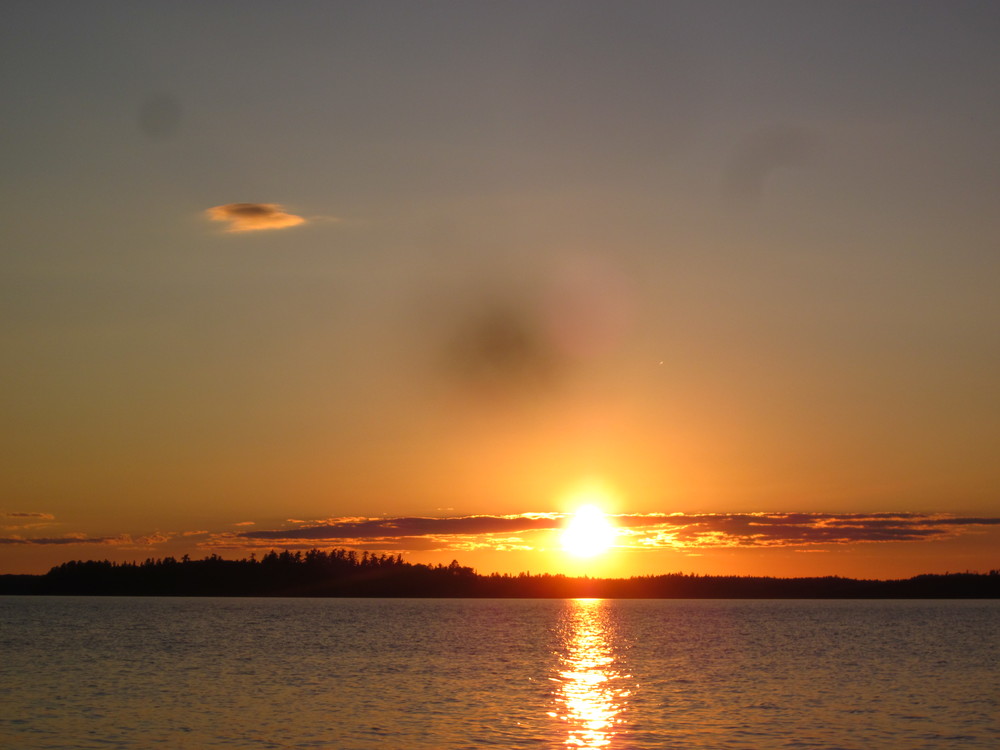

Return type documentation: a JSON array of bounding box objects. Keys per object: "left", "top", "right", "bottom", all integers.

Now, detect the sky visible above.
[{"left": 2, "top": 1, "right": 999, "bottom": 577}]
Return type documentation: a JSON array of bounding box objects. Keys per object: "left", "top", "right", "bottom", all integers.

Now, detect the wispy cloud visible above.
[
  {"left": 0, "top": 535, "right": 118, "bottom": 546},
  {"left": 206, "top": 203, "right": 305, "bottom": 232},
  {"left": 0, "top": 533, "right": 169, "bottom": 547},
  {"left": 2, "top": 511, "right": 57, "bottom": 532}
]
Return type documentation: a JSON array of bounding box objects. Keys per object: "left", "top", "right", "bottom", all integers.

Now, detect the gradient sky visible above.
[{"left": 3, "top": 1, "right": 999, "bottom": 577}]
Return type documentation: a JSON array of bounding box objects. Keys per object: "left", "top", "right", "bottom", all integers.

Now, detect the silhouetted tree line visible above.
[{"left": 1, "top": 549, "right": 998, "bottom": 597}]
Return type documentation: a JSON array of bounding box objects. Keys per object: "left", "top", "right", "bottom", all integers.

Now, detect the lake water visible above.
[{"left": 1, "top": 597, "right": 997, "bottom": 749}]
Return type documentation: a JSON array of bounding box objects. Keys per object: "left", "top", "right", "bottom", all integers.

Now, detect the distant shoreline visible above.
[{"left": 1, "top": 549, "right": 997, "bottom": 598}]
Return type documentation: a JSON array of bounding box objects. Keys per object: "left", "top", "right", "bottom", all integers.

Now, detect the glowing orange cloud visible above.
[{"left": 206, "top": 203, "right": 305, "bottom": 232}]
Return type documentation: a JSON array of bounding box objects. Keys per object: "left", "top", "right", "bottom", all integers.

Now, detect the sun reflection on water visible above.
[{"left": 549, "top": 599, "right": 631, "bottom": 748}]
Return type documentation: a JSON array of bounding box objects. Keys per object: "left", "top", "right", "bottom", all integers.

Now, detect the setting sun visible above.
[{"left": 561, "top": 505, "right": 617, "bottom": 558}]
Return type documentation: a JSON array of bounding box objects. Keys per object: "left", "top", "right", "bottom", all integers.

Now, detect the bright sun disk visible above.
[{"left": 561, "top": 505, "right": 616, "bottom": 558}]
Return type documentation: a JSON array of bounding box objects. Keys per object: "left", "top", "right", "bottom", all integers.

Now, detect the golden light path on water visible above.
[{"left": 549, "top": 599, "right": 632, "bottom": 748}]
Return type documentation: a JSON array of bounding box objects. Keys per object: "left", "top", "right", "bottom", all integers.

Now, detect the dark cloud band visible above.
[
  {"left": 240, "top": 515, "right": 559, "bottom": 540},
  {"left": 235, "top": 512, "right": 1000, "bottom": 551},
  {"left": 0, "top": 534, "right": 167, "bottom": 546},
  {"left": 7, "top": 513, "right": 997, "bottom": 553}
]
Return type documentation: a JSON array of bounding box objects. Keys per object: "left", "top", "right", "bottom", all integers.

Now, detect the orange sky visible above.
[{"left": 2, "top": 3, "right": 999, "bottom": 577}]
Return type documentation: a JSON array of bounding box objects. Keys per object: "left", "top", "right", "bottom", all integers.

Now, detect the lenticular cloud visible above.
[{"left": 206, "top": 203, "right": 305, "bottom": 232}]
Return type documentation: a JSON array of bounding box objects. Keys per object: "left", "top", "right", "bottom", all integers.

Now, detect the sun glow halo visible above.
[{"left": 561, "top": 505, "right": 617, "bottom": 558}]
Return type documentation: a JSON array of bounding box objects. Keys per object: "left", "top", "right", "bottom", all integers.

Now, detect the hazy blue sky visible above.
[{"left": 3, "top": 1, "right": 999, "bottom": 575}]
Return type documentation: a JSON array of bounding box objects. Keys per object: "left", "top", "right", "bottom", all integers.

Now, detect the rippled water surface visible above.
[{"left": 1, "top": 597, "right": 997, "bottom": 749}]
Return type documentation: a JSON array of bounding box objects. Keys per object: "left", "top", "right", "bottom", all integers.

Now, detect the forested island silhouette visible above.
[{"left": 2, "top": 548, "right": 998, "bottom": 597}]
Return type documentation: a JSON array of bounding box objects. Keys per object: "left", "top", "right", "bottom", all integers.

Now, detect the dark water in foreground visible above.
[{"left": 1, "top": 597, "right": 997, "bottom": 749}]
